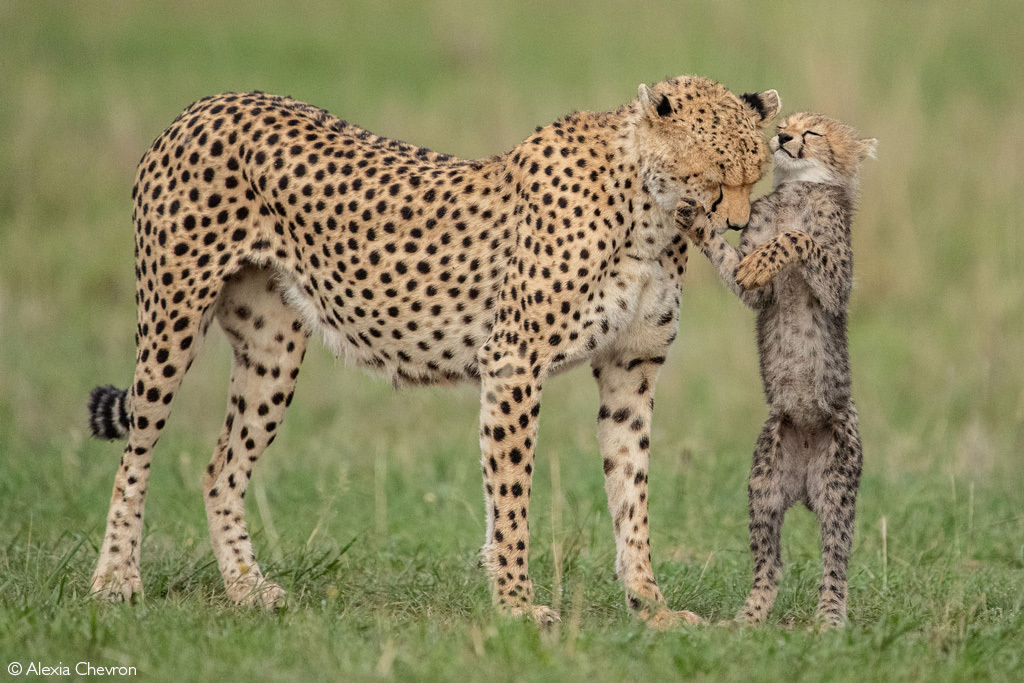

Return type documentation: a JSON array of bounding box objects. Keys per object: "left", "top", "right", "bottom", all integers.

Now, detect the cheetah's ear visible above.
[
  {"left": 638, "top": 84, "right": 672, "bottom": 118},
  {"left": 740, "top": 89, "right": 781, "bottom": 125},
  {"left": 859, "top": 138, "right": 878, "bottom": 160}
]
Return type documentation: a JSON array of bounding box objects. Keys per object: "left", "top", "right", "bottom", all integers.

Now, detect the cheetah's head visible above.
[{"left": 631, "top": 75, "right": 780, "bottom": 231}]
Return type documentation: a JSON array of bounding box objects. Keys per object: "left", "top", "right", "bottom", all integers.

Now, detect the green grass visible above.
[{"left": 2, "top": 0, "right": 1023, "bottom": 680}]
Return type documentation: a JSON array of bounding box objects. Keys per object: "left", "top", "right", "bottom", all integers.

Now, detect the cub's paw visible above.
[
  {"left": 736, "top": 247, "right": 785, "bottom": 289},
  {"left": 675, "top": 200, "right": 709, "bottom": 243},
  {"left": 736, "top": 230, "right": 814, "bottom": 289}
]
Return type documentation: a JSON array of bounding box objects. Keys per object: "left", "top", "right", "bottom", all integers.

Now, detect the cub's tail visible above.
[{"left": 88, "top": 385, "right": 130, "bottom": 440}]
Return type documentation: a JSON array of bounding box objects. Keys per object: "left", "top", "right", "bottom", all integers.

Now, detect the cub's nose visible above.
[{"left": 777, "top": 132, "right": 793, "bottom": 145}]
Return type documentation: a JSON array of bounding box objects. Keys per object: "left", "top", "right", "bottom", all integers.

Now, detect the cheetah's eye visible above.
[{"left": 802, "top": 130, "right": 822, "bottom": 138}]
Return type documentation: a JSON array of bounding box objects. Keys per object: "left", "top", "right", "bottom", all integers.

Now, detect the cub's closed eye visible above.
[{"left": 802, "top": 130, "right": 822, "bottom": 138}]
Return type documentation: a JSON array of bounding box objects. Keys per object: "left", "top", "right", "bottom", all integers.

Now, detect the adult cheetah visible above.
[{"left": 88, "top": 75, "right": 780, "bottom": 626}]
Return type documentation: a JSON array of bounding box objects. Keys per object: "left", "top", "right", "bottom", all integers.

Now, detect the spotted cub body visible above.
[
  {"left": 679, "top": 113, "right": 876, "bottom": 626},
  {"left": 88, "top": 76, "right": 780, "bottom": 626}
]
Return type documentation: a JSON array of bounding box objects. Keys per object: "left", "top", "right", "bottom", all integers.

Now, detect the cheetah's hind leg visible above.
[
  {"left": 89, "top": 292, "right": 217, "bottom": 603},
  {"left": 810, "top": 409, "right": 863, "bottom": 628},
  {"left": 204, "top": 265, "right": 310, "bottom": 608},
  {"left": 740, "top": 414, "right": 787, "bottom": 625}
]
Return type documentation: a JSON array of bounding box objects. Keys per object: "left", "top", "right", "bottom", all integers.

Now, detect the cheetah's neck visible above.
[
  {"left": 773, "top": 165, "right": 834, "bottom": 188},
  {"left": 611, "top": 129, "right": 678, "bottom": 260}
]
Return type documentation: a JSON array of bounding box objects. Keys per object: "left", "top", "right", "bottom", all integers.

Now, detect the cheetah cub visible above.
[{"left": 678, "top": 113, "right": 876, "bottom": 627}]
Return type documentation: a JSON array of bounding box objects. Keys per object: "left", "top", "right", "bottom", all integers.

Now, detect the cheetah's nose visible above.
[{"left": 777, "top": 132, "right": 793, "bottom": 145}]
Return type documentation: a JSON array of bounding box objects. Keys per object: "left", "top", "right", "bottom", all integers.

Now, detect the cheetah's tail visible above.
[{"left": 88, "top": 385, "right": 130, "bottom": 440}]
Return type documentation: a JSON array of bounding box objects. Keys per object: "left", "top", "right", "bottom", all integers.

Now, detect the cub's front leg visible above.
[
  {"left": 676, "top": 201, "right": 772, "bottom": 309},
  {"left": 735, "top": 230, "right": 816, "bottom": 290}
]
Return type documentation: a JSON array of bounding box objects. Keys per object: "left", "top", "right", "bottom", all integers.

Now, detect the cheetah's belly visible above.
[{"left": 275, "top": 265, "right": 498, "bottom": 386}]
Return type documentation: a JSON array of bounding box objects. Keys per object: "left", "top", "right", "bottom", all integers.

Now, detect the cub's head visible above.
[
  {"left": 632, "top": 75, "right": 780, "bottom": 231},
  {"left": 771, "top": 112, "right": 877, "bottom": 189}
]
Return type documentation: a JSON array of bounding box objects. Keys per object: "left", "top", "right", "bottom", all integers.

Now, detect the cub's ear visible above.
[
  {"left": 860, "top": 137, "right": 879, "bottom": 160},
  {"left": 740, "top": 89, "right": 782, "bottom": 124},
  {"left": 638, "top": 83, "right": 673, "bottom": 118}
]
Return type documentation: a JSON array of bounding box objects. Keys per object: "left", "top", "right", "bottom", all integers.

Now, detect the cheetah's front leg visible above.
[
  {"left": 594, "top": 357, "right": 701, "bottom": 628},
  {"left": 476, "top": 343, "right": 558, "bottom": 626}
]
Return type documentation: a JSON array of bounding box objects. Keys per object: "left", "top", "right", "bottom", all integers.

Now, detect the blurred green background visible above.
[{"left": 1, "top": 1, "right": 1022, "bottom": 680}]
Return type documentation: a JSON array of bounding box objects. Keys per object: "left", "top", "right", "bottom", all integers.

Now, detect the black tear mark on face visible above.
[{"left": 709, "top": 187, "right": 724, "bottom": 213}]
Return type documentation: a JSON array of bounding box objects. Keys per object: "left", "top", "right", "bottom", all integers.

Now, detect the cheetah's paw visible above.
[
  {"left": 814, "top": 610, "right": 848, "bottom": 630},
  {"left": 509, "top": 604, "right": 561, "bottom": 628},
  {"left": 227, "top": 576, "right": 287, "bottom": 610},
  {"left": 644, "top": 608, "right": 705, "bottom": 630},
  {"left": 91, "top": 565, "right": 143, "bottom": 604}
]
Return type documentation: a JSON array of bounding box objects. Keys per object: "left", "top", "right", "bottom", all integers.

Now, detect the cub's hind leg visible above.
[
  {"left": 741, "top": 413, "right": 787, "bottom": 624},
  {"left": 205, "top": 265, "right": 309, "bottom": 607},
  {"left": 808, "top": 407, "right": 863, "bottom": 627}
]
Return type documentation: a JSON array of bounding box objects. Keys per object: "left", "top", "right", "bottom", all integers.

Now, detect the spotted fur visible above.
[
  {"left": 678, "top": 112, "right": 876, "bottom": 627},
  {"left": 88, "top": 76, "right": 779, "bottom": 626}
]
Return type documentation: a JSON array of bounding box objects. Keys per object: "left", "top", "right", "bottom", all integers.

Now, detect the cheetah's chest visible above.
[{"left": 575, "top": 255, "right": 683, "bottom": 366}]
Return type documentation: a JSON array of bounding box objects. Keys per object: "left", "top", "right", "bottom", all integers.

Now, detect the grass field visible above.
[{"left": 2, "top": 0, "right": 1022, "bottom": 680}]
